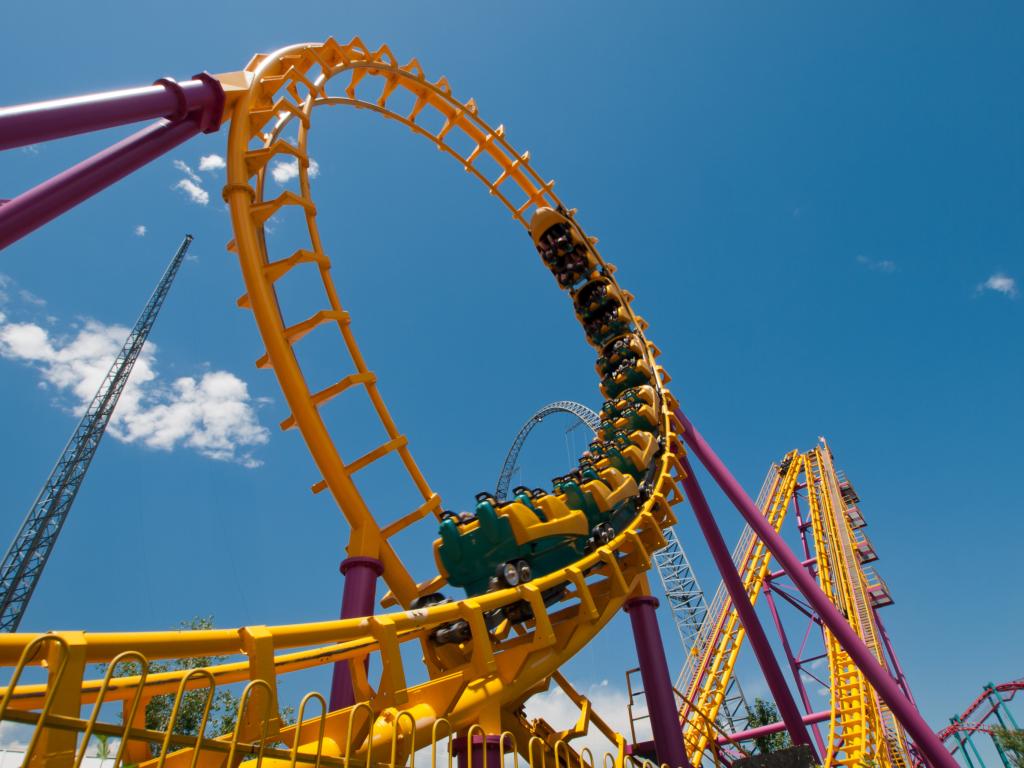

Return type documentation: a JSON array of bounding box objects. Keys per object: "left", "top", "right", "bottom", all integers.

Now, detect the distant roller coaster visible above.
[{"left": 494, "top": 401, "right": 602, "bottom": 500}]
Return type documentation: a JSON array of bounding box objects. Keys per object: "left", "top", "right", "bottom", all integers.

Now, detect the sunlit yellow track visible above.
[
  {"left": 677, "top": 447, "right": 912, "bottom": 768},
  {"left": 807, "top": 446, "right": 909, "bottom": 768},
  {"left": 677, "top": 453, "right": 799, "bottom": 763},
  {"left": 0, "top": 38, "right": 689, "bottom": 768}
]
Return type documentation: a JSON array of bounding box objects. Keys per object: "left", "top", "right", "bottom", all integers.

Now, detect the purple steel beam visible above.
[
  {"left": 765, "top": 581, "right": 820, "bottom": 623},
  {"left": 793, "top": 493, "right": 813, "bottom": 562},
  {"left": 624, "top": 595, "right": 687, "bottom": 768},
  {"left": 329, "top": 556, "right": 384, "bottom": 710},
  {"left": 763, "top": 584, "right": 828, "bottom": 756},
  {"left": 675, "top": 408, "right": 957, "bottom": 768},
  {"left": 677, "top": 453, "right": 814, "bottom": 752},
  {"left": 717, "top": 710, "right": 831, "bottom": 745},
  {"left": 0, "top": 75, "right": 224, "bottom": 151},
  {"left": 0, "top": 74, "right": 223, "bottom": 252},
  {"left": 769, "top": 559, "right": 816, "bottom": 579}
]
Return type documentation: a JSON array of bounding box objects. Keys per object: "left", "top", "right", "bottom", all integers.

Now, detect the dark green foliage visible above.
[
  {"left": 994, "top": 727, "right": 1024, "bottom": 768},
  {"left": 746, "top": 698, "right": 793, "bottom": 755}
]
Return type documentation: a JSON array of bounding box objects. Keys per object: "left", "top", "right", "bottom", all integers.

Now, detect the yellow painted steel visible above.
[
  {"left": 808, "top": 445, "right": 910, "bottom": 768},
  {"left": 677, "top": 451, "right": 801, "bottom": 764},
  {"left": 0, "top": 38, "right": 685, "bottom": 768},
  {"left": 0, "top": 38, "right": 917, "bottom": 768},
  {"left": 676, "top": 447, "right": 912, "bottom": 768}
]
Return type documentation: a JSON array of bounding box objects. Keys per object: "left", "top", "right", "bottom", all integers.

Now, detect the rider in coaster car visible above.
[
  {"left": 604, "top": 335, "right": 644, "bottom": 364},
  {"left": 573, "top": 280, "right": 607, "bottom": 312},
  {"left": 553, "top": 474, "right": 602, "bottom": 521},
  {"left": 574, "top": 279, "right": 621, "bottom": 321},
  {"left": 555, "top": 248, "right": 595, "bottom": 289},
  {"left": 586, "top": 309, "right": 631, "bottom": 346},
  {"left": 578, "top": 454, "right": 602, "bottom": 483},
  {"left": 511, "top": 486, "right": 547, "bottom": 521}
]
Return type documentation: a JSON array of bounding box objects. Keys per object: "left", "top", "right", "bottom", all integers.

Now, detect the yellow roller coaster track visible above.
[
  {"left": 807, "top": 446, "right": 909, "bottom": 768},
  {"left": 677, "top": 452, "right": 800, "bottom": 763},
  {"left": 0, "top": 37, "right": 691, "bottom": 768},
  {"left": 676, "top": 446, "right": 913, "bottom": 768}
]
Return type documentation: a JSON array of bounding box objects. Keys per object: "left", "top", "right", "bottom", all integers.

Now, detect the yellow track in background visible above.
[{"left": 677, "top": 448, "right": 912, "bottom": 768}]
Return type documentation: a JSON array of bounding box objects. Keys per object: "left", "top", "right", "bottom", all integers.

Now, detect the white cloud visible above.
[
  {"left": 198, "top": 154, "right": 226, "bottom": 172},
  {"left": 523, "top": 679, "right": 645, "bottom": 760},
  {"left": 856, "top": 254, "right": 896, "bottom": 273},
  {"left": 172, "top": 159, "right": 210, "bottom": 205},
  {"left": 174, "top": 178, "right": 209, "bottom": 206},
  {"left": 134, "top": 225, "right": 147, "bottom": 237},
  {"left": 0, "top": 313, "right": 269, "bottom": 467},
  {"left": 114, "top": 371, "right": 269, "bottom": 467},
  {"left": 271, "top": 158, "right": 319, "bottom": 185},
  {"left": 20, "top": 144, "right": 39, "bottom": 156},
  {"left": 18, "top": 289, "right": 45, "bottom": 307},
  {"left": 173, "top": 159, "right": 201, "bottom": 183},
  {"left": 0, "top": 720, "right": 31, "bottom": 751},
  {"left": 977, "top": 272, "right": 1018, "bottom": 299}
]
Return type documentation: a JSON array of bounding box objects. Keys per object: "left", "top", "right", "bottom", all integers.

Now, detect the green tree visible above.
[
  {"left": 994, "top": 727, "right": 1024, "bottom": 768},
  {"left": 746, "top": 698, "right": 793, "bottom": 755},
  {"left": 94, "top": 733, "right": 112, "bottom": 759},
  {"left": 108, "top": 616, "right": 293, "bottom": 755}
]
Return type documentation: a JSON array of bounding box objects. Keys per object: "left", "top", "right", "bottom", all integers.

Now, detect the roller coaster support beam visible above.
[
  {"left": 954, "top": 717, "right": 986, "bottom": 768},
  {"left": 762, "top": 582, "right": 828, "bottom": 756},
  {"left": 675, "top": 408, "right": 958, "bottom": 768},
  {"left": 328, "top": 556, "right": 383, "bottom": 710},
  {"left": 716, "top": 710, "right": 830, "bottom": 746},
  {"left": 988, "top": 684, "right": 1020, "bottom": 729},
  {"left": 677, "top": 453, "right": 813, "bottom": 752},
  {"left": 951, "top": 727, "right": 978, "bottom": 768},
  {"left": 0, "top": 76, "right": 225, "bottom": 151},
  {"left": 624, "top": 595, "right": 687, "bottom": 768},
  {"left": 985, "top": 689, "right": 1014, "bottom": 768},
  {"left": 0, "top": 74, "right": 225, "bottom": 251},
  {"left": 453, "top": 734, "right": 509, "bottom": 768}
]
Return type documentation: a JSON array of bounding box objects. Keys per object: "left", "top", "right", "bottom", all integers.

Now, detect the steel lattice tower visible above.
[
  {"left": 0, "top": 235, "right": 192, "bottom": 632},
  {"left": 656, "top": 526, "right": 752, "bottom": 734}
]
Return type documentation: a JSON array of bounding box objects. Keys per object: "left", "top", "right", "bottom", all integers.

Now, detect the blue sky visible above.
[{"left": 0, "top": 0, "right": 1021, "bottom": 749}]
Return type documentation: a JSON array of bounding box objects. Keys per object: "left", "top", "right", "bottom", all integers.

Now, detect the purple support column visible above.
[
  {"left": 624, "top": 595, "right": 687, "bottom": 768},
  {"left": 675, "top": 408, "right": 958, "bottom": 768},
  {"left": 0, "top": 74, "right": 224, "bottom": 252},
  {"left": 329, "top": 556, "right": 384, "bottom": 711},
  {"left": 792, "top": 494, "right": 813, "bottom": 563},
  {"left": 453, "top": 734, "right": 509, "bottom": 768},
  {"left": 677, "top": 453, "right": 813, "bottom": 752},
  {"left": 717, "top": 710, "right": 831, "bottom": 745},
  {"left": 0, "top": 75, "right": 224, "bottom": 151},
  {"left": 763, "top": 582, "right": 828, "bottom": 757}
]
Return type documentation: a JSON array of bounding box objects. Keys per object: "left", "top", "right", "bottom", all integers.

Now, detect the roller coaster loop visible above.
[{"left": 0, "top": 37, "right": 961, "bottom": 768}]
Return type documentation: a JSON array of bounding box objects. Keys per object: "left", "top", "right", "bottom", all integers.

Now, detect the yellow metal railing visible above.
[{"left": 677, "top": 452, "right": 801, "bottom": 765}]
